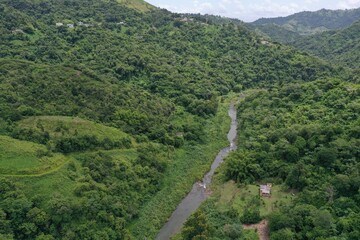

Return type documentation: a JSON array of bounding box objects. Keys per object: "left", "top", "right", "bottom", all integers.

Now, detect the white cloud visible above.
[
  {"left": 249, "top": 0, "right": 301, "bottom": 18},
  {"left": 304, "top": 0, "right": 320, "bottom": 4},
  {"left": 337, "top": 0, "right": 360, "bottom": 9},
  {"left": 150, "top": 0, "right": 360, "bottom": 22}
]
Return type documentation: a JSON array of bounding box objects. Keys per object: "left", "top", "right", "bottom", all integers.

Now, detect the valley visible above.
[{"left": 0, "top": 0, "right": 359, "bottom": 239}]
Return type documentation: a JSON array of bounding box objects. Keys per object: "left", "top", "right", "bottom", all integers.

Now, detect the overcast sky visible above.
[{"left": 146, "top": 0, "right": 360, "bottom": 22}]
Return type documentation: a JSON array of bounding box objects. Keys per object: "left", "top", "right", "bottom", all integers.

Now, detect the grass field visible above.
[
  {"left": 99, "top": 148, "right": 138, "bottom": 162},
  {"left": 116, "top": 0, "right": 155, "bottom": 12},
  {"left": 0, "top": 135, "right": 69, "bottom": 175},
  {"left": 17, "top": 115, "right": 133, "bottom": 143},
  {"left": 13, "top": 160, "right": 78, "bottom": 201},
  {"left": 217, "top": 181, "right": 295, "bottom": 217}
]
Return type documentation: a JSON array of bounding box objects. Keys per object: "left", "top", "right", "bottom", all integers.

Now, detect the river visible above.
[{"left": 156, "top": 104, "right": 238, "bottom": 240}]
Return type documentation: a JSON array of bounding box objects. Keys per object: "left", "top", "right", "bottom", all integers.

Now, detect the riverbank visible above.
[
  {"left": 155, "top": 103, "right": 237, "bottom": 239},
  {"left": 129, "top": 97, "right": 233, "bottom": 239}
]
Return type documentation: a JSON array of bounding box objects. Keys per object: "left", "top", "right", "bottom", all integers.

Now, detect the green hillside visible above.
[
  {"left": 252, "top": 8, "right": 360, "bottom": 34},
  {"left": 0, "top": 0, "right": 359, "bottom": 239},
  {"left": 250, "top": 23, "right": 301, "bottom": 43},
  {"left": 0, "top": 135, "right": 69, "bottom": 175},
  {"left": 251, "top": 8, "right": 360, "bottom": 43},
  {"left": 17, "top": 116, "right": 130, "bottom": 140},
  {"left": 15, "top": 116, "right": 134, "bottom": 152},
  {"left": 291, "top": 20, "right": 360, "bottom": 69}
]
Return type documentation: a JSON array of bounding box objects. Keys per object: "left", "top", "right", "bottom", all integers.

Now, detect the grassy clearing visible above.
[
  {"left": 0, "top": 135, "right": 69, "bottom": 175},
  {"left": 130, "top": 98, "right": 232, "bottom": 238},
  {"left": 12, "top": 160, "right": 78, "bottom": 201},
  {"left": 217, "top": 181, "right": 295, "bottom": 218},
  {"left": 243, "top": 229, "right": 259, "bottom": 240},
  {"left": 98, "top": 148, "right": 138, "bottom": 162},
  {"left": 116, "top": 0, "right": 155, "bottom": 12},
  {"left": 17, "top": 115, "right": 133, "bottom": 143}
]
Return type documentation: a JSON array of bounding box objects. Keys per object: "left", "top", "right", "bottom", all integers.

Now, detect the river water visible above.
[{"left": 155, "top": 104, "right": 238, "bottom": 240}]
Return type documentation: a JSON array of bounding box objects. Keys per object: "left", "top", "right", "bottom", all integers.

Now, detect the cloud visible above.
[
  {"left": 304, "top": 0, "right": 320, "bottom": 4},
  {"left": 151, "top": 0, "right": 360, "bottom": 22},
  {"left": 337, "top": 0, "right": 360, "bottom": 9},
  {"left": 249, "top": 0, "right": 301, "bottom": 18}
]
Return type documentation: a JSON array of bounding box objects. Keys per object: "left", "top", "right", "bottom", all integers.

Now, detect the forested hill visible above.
[
  {"left": 290, "top": 20, "right": 360, "bottom": 70},
  {"left": 250, "top": 8, "right": 360, "bottom": 43},
  {"left": 0, "top": 0, "right": 359, "bottom": 239},
  {"left": 252, "top": 8, "right": 360, "bottom": 34}
]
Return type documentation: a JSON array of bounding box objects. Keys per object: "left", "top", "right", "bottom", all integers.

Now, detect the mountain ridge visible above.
[
  {"left": 250, "top": 7, "right": 360, "bottom": 43},
  {"left": 290, "top": 20, "right": 360, "bottom": 69}
]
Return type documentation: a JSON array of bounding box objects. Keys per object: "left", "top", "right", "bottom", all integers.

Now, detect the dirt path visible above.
[{"left": 243, "top": 220, "right": 269, "bottom": 240}]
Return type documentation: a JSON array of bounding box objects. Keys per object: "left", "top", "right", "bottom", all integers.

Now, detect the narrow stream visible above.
[{"left": 156, "top": 104, "right": 238, "bottom": 240}]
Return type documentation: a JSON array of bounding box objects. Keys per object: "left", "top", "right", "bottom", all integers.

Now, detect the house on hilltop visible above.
[{"left": 260, "top": 184, "right": 272, "bottom": 197}]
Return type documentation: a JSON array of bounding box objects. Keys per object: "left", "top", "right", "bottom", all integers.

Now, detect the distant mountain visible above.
[
  {"left": 249, "top": 23, "right": 301, "bottom": 43},
  {"left": 291, "top": 20, "right": 360, "bottom": 69},
  {"left": 253, "top": 8, "right": 360, "bottom": 33},
  {"left": 250, "top": 8, "right": 360, "bottom": 43}
]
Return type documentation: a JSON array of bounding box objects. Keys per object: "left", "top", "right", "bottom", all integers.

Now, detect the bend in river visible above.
[{"left": 156, "top": 104, "right": 238, "bottom": 240}]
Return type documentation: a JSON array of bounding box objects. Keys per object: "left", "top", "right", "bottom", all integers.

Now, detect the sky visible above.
[{"left": 145, "top": 0, "right": 360, "bottom": 22}]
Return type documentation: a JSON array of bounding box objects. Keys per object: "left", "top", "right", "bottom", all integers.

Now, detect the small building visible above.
[
  {"left": 67, "top": 23, "right": 74, "bottom": 28},
  {"left": 260, "top": 184, "right": 272, "bottom": 197},
  {"left": 56, "top": 22, "right": 64, "bottom": 27}
]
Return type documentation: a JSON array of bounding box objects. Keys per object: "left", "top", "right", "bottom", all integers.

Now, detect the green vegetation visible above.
[
  {"left": 251, "top": 23, "right": 301, "bottom": 44},
  {"left": 291, "top": 20, "right": 360, "bottom": 69},
  {"left": 0, "top": 135, "right": 69, "bottom": 175},
  {"left": 130, "top": 99, "right": 231, "bottom": 238},
  {"left": 251, "top": 7, "right": 360, "bottom": 41},
  {"left": 0, "top": 0, "right": 359, "bottom": 239},
  {"left": 15, "top": 116, "right": 134, "bottom": 152},
  {"left": 217, "top": 182, "right": 294, "bottom": 218},
  {"left": 117, "top": 0, "right": 155, "bottom": 12},
  {"left": 220, "top": 79, "right": 360, "bottom": 239},
  {"left": 17, "top": 116, "right": 130, "bottom": 141}
]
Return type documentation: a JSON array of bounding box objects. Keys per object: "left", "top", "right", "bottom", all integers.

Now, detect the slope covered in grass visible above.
[
  {"left": 15, "top": 116, "right": 134, "bottom": 152},
  {"left": 117, "top": 0, "right": 154, "bottom": 12},
  {"left": 0, "top": 135, "right": 69, "bottom": 175}
]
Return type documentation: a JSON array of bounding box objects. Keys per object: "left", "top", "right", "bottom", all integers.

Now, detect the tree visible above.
[
  {"left": 317, "top": 147, "right": 337, "bottom": 167},
  {"left": 270, "top": 228, "right": 295, "bottom": 240},
  {"left": 182, "top": 210, "right": 210, "bottom": 240},
  {"left": 241, "top": 206, "right": 261, "bottom": 224},
  {"left": 223, "top": 224, "right": 243, "bottom": 239}
]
